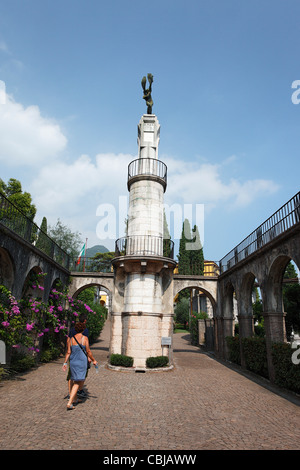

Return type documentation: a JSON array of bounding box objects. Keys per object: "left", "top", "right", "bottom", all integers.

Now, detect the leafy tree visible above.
[
  {"left": 48, "top": 218, "right": 82, "bottom": 259},
  {"left": 252, "top": 286, "right": 263, "bottom": 324},
  {"left": 89, "top": 251, "right": 115, "bottom": 272},
  {"left": 0, "top": 178, "right": 36, "bottom": 220},
  {"left": 0, "top": 178, "right": 37, "bottom": 242},
  {"left": 174, "top": 297, "right": 190, "bottom": 327}
]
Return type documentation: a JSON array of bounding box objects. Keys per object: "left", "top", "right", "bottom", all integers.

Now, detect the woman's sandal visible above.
[
  {"left": 67, "top": 404, "right": 75, "bottom": 410},
  {"left": 73, "top": 399, "right": 82, "bottom": 405}
]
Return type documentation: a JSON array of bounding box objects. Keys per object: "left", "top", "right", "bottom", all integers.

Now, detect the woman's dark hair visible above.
[
  {"left": 75, "top": 321, "right": 85, "bottom": 333},
  {"left": 79, "top": 314, "right": 87, "bottom": 323}
]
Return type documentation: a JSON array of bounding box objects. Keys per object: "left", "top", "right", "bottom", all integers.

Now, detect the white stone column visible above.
[{"left": 111, "top": 113, "right": 175, "bottom": 368}]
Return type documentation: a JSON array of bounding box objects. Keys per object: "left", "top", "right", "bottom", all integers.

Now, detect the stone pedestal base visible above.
[{"left": 110, "top": 255, "right": 175, "bottom": 368}]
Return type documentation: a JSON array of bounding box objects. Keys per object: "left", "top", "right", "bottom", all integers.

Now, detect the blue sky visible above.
[{"left": 0, "top": 0, "right": 299, "bottom": 262}]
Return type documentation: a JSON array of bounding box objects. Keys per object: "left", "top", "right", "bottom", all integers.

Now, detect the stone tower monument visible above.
[{"left": 110, "top": 75, "right": 176, "bottom": 368}]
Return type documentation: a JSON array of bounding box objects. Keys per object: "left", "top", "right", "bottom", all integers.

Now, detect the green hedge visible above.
[
  {"left": 241, "top": 337, "right": 268, "bottom": 378},
  {"left": 146, "top": 356, "right": 169, "bottom": 368},
  {"left": 271, "top": 342, "right": 300, "bottom": 394},
  {"left": 226, "top": 336, "right": 268, "bottom": 377},
  {"left": 225, "top": 336, "right": 241, "bottom": 364},
  {"left": 110, "top": 354, "right": 133, "bottom": 367},
  {"left": 226, "top": 336, "right": 300, "bottom": 394}
]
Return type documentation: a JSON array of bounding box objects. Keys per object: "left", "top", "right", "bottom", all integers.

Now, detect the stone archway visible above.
[
  {"left": 173, "top": 278, "right": 218, "bottom": 316},
  {"left": 71, "top": 281, "right": 113, "bottom": 319},
  {"left": 69, "top": 275, "right": 114, "bottom": 300},
  {"left": 173, "top": 278, "right": 218, "bottom": 350}
]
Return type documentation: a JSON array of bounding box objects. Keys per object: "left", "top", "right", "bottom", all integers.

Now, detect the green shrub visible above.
[
  {"left": 110, "top": 354, "right": 133, "bottom": 367},
  {"left": 146, "top": 356, "right": 169, "bottom": 368},
  {"left": 225, "top": 336, "right": 241, "bottom": 364},
  {"left": 272, "top": 342, "right": 300, "bottom": 394},
  {"left": 39, "top": 346, "right": 60, "bottom": 363},
  {"left": 10, "top": 352, "right": 36, "bottom": 372},
  {"left": 241, "top": 337, "right": 268, "bottom": 378},
  {"left": 0, "top": 366, "right": 8, "bottom": 380}
]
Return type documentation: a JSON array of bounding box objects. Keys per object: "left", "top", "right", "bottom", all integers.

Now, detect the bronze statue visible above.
[{"left": 141, "top": 73, "right": 153, "bottom": 114}]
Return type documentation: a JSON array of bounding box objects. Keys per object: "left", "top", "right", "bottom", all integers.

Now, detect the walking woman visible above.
[{"left": 62, "top": 321, "right": 98, "bottom": 410}]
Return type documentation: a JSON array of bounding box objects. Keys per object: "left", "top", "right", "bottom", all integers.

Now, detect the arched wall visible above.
[
  {"left": 0, "top": 227, "right": 70, "bottom": 301},
  {"left": 173, "top": 278, "right": 218, "bottom": 315},
  {"left": 68, "top": 275, "right": 114, "bottom": 300},
  {"left": 217, "top": 227, "right": 300, "bottom": 380}
]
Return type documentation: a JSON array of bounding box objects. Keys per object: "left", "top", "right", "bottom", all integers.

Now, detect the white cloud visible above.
[
  {"left": 31, "top": 153, "right": 132, "bottom": 214},
  {"left": 163, "top": 156, "right": 279, "bottom": 210},
  {"left": 29, "top": 150, "right": 279, "bottom": 251},
  {"left": 0, "top": 93, "right": 67, "bottom": 166},
  {"left": 30, "top": 152, "right": 133, "bottom": 248}
]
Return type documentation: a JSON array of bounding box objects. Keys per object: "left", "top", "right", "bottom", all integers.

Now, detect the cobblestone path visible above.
[{"left": 0, "top": 320, "right": 299, "bottom": 451}]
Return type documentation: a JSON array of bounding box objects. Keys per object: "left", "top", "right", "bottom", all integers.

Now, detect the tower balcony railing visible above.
[
  {"left": 115, "top": 235, "right": 174, "bottom": 259},
  {"left": 127, "top": 158, "right": 167, "bottom": 190}
]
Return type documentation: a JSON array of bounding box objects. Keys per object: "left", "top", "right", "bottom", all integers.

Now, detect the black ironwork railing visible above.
[
  {"left": 115, "top": 235, "right": 174, "bottom": 259},
  {"left": 174, "top": 261, "right": 220, "bottom": 277},
  {"left": 219, "top": 191, "right": 300, "bottom": 274},
  {"left": 0, "top": 192, "right": 70, "bottom": 269},
  {"left": 71, "top": 257, "right": 112, "bottom": 273},
  {"left": 128, "top": 158, "right": 167, "bottom": 187}
]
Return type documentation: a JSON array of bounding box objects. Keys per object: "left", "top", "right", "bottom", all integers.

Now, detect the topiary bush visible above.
[
  {"left": 146, "top": 356, "right": 169, "bottom": 368},
  {"left": 110, "top": 353, "right": 133, "bottom": 367}
]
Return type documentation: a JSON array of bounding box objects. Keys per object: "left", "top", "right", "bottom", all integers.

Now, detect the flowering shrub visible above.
[{"left": 0, "top": 271, "right": 106, "bottom": 367}]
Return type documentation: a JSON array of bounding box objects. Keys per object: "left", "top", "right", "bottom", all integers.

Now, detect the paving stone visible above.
[{"left": 0, "top": 320, "right": 299, "bottom": 450}]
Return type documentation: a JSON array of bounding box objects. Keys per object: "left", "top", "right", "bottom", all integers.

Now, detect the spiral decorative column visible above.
[{"left": 110, "top": 114, "right": 176, "bottom": 368}]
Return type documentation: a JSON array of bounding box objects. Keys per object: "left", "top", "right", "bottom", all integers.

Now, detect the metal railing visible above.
[
  {"left": 174, "top": 261, "right": 220, "bottom": 277},
  {"left": 71, "top": 257, "right": 113, "bottom": 273},
  {"left": 219, "top": 191, "right": 300, "bottom": 274},
  {"left": 128, "top": 158, "right": 167, "bottom": 187},
  {"left": 0, "top": 192, "right": 70, "bottom": 269},
  {"left": 115, "top": 235, "right": 174, "bottom": 259}
]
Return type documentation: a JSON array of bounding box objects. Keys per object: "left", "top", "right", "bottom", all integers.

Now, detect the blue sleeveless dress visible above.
[{"left": 69, "top": 335, "right": 88, "bottom": 381}]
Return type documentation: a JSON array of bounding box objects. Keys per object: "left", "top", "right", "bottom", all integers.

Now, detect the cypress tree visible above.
[
  {"left": 36, "top": 216, "right": 51, "bottom": 254},
  {"left": 190, "top": 224, "right": 204, "bottom": 275},
  {"left": 178, "top": 219, "right": 192, "bottom": 274},
  {"left": 178, "top": 220, "right": 204, "bottom": 275},
  {"left": 163, "top": 210, "right": 172, "bottom": 257}
]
